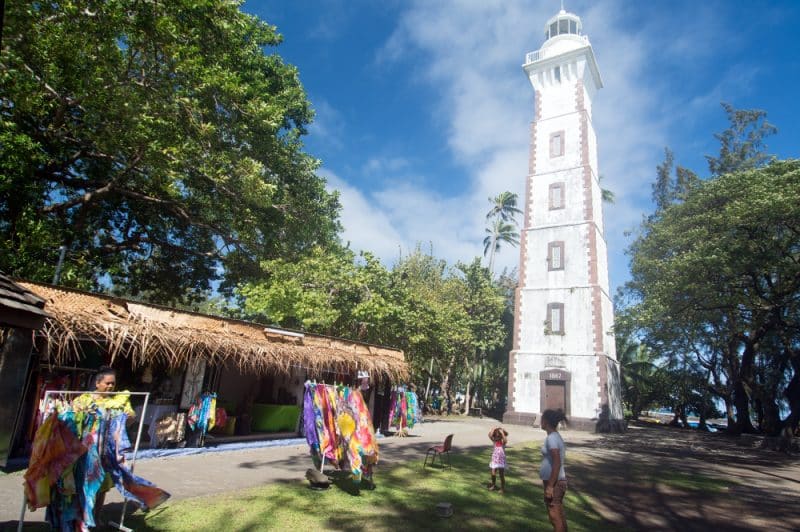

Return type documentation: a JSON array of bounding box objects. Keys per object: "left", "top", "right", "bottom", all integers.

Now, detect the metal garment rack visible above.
[{"left": 18, "top": 390, "right": 151, "bottom": 532}]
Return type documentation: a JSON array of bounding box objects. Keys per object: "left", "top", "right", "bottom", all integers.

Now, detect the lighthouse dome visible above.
[{"left": 540, "top": 9, "right": 587, "bottom": 55}]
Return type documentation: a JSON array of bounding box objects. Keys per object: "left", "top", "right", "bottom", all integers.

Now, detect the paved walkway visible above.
[{"left": 0, "top": 415, "right": 563, "bottom": 526}]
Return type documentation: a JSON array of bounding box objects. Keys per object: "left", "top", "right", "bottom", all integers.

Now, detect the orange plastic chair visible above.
[{"left": 424, "top": 434, "right": 453, "bottom": 469}]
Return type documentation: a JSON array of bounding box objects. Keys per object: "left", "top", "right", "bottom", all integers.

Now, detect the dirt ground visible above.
[
  {"left": 1, "top": 417, "right": 798, "bottom": 531},
  {"left": 567, "top": 422, "right": 800, "bottom": 531}
]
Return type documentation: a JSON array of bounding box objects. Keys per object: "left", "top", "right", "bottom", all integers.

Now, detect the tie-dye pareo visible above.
[
  {"left": 103, "top": 414, "right": 171, "bottom": 510},
  {"left": 302, "top": 384, "right": 379, "bottom": 483},
  {"left": 187, "top": 393, "right": 217, "bottom": 435},
  {"left": 317, "top": 386, "right": 342, "bottom": 462},
  {"left": 303, "top": 385, "right": 322, "bottom": 468},
  {"left": 406, "top": 392, "right": 419, "bottom": 428},
  {"left": 349, "top": 389, "right": 378, "bottom": 461},
  {"left": 24, "top": 414, "right": 87, "bottom": 510}
]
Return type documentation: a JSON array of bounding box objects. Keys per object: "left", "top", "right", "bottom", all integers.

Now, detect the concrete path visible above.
[{"left": 0, "top": 415, "right": 565, "bottom": 526}]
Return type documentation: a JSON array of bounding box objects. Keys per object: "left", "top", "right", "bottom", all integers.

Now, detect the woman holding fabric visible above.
[
  {"left": 74, "top": 366, "right": 170, "bottom": 525},
  {"left": 73, "top": 366, "right": 136, "bottom": 524}
]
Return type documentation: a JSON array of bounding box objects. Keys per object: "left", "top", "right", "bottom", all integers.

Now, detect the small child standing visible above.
[{"left": 488, "top": 426, "right": 508, "bottom": 493}]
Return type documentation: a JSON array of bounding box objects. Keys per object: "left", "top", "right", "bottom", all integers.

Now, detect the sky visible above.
[{"left": 243, "top": 0, "right": 799, "bottom": 294}]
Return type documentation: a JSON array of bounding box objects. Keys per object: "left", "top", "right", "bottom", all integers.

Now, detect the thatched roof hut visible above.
[{"left": 19, "top": 281, "right": 407, "bottom": 381}]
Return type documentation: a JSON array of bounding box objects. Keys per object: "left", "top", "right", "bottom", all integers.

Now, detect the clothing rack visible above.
[
  {"left": 304, "top": 380, "right": 348, "bottom": 472},
  {"left": 18, "top": 390, "right": 151, "bottom": 532}
]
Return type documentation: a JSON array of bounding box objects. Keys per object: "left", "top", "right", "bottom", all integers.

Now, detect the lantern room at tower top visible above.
[{"left": 523, "top": 9, "right": 602, "bottom": 91}]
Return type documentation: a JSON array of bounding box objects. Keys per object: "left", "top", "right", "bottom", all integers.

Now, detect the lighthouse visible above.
[{"left": 503, "top": 9, "right": 623, "bottom": 430}]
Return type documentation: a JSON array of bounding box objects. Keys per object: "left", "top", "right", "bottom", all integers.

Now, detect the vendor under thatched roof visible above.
[{"left": 18, "top": 281, "right": 407, "bottom": 382}]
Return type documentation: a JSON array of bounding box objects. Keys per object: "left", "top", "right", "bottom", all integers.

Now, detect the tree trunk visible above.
[
  {"left": 782, "top": 357, "right": 800, "bottom": 434},
  {"left": 463, "top": 378, "right": 471, "bottom": 416},
  {"left": 424, "top": 358, "right": 433, "bottom": 401},
  {"left": 731, "top": 380, "right": 756, "bottom": 434},
  {"left": 439, "top": 353, "right": 457, "bottom": 414},
  {"left": 724, "top": 399, "right": 735, "bottom": 428},
  {"left": 730, "top": 339, "right": 757, "bottom": 434},
  {"left": 476, "top": 358, "right": 485, "bottom": 409}
]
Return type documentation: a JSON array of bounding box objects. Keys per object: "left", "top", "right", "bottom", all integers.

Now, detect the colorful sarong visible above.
[{"left": 103, "top": 414, "right": 170, "bottom": 510}]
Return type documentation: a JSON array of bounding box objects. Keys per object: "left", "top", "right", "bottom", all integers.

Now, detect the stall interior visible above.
[{"left": 204, "top": 364, "right": 304, "bottom": 443}]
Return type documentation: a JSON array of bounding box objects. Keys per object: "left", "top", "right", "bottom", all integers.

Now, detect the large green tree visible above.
[
  {"left": 237, "top": 245, "right": 512, "bottom": 410},
  {"left": 1, "top": 0, "right": 339, "bottom": 303},
  {"left": 626, "top": 159, "right": 800, "bottom": 434}
]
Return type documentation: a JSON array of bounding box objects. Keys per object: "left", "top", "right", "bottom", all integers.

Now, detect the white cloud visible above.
[
  {"left": 326, "top": 0, "right": 732, "bottom": 288},
  {"left": 362, "top": 157, "right": 411, "bottom": 176}
]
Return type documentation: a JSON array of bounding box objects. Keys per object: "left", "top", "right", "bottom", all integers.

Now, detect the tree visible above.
[
  {"left": 706, "top": 102, "right": 777, "bottom": 177},
  {"left": 483, "top": 192, "right": 522, "bottom": 274},
  {"left": 615, "top": 333, "right": 659, "bottom": 419},
  {"left": 237, "top": 247, "right": 403, "bottom": 345},
  {"left": 454, "top": 258, "right": 506, "bottom": 414},
  {"left": 486, "top": 191, "right": 523, "bottom": 224},
  {"left": 651, "top": 148, "right": 699, "bottom": 214},
  {"left": 0, "top": 1, "right": 340, "bottom": 303},
  {"left": 599, "top": 175, "right": 616, "bottom": 204},
  {"left": 626, "top": 160, "right": 800, "bottom": 434},
  {"left": 482, "top": 219, "right": 520, "bottom": 275},
  {"left": 625, "top": 104, "right": 795, "bottom": 435}
]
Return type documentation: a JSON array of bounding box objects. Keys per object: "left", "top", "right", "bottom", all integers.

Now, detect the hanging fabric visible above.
[
  {"left": 388, "top": 387, "right": 420, "bottom": 433},
  {"left": 186, "top": 392, "right": 217, "bottom": 436},
  {"left": 103, "top": 413, "right": 170, "bottom": 510},
  {"left": 302, "top": 385, "right": 321, "bottom": 468},
  {"left": 23, "top": 413, "right": 87, "bottom": 511},
  {"left": 21, "top": 390, "right": 169, "bottom": 532},
  {"left": 302, "top": 382, "right": 379, "bottom": 484}
]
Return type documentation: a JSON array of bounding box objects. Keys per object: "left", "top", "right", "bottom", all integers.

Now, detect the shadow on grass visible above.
[
  {"left": 567, "top": 423, "right": 800, "bottom": 531},
  {"left": 106, "top": 442, "right": 616, "bottom": 532}
]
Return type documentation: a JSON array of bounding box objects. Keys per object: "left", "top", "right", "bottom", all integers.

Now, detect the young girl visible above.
[
  {"left": 487, "top": 426, "right": 508, "bottom": 492},
  {"left": 540, "top": 409, "right": 568, "bottom": 532}
]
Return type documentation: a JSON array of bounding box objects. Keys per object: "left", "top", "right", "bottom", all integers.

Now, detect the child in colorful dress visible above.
[{"left": 488, "top": 426, "right": 508, "bottom": 493}]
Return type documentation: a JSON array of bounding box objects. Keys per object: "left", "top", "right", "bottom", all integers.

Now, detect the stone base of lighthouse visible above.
[{"left": 503, "top": 351, "right": 625, "bottom": 432}]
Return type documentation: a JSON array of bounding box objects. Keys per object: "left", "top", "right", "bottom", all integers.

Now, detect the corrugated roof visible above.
[{"left": 0, "top": 273, "right": 51, "bottom": 329}]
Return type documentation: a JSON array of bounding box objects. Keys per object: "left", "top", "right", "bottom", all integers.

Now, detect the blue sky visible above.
[{"left": 244, "top": 0, "right": 799, "bottom": 293}]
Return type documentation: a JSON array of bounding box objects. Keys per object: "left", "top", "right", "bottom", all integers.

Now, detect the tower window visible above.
[
  {"left": 554, "top": 66, "right": 561, "bottom": 83},
  {"left": 549, "top": 131, "right": 564, "bottom": 158},
  {"left": 559, "top": 19, "right": 569, "bottom": 34},
  {"left": 549, "top": 182, "right": 565, "bottom": 210},
  {"left": 550, "top": 22, "right": 558, "bottom": 38},
  {"left": 569, "top": 20, "right": 577, "bottom": 34},
  {"left": 547, "top": 303, "right": 565, "bottom": 334},
  {"left": 548, "top": 241, "right": 565, "bottom": 271}
]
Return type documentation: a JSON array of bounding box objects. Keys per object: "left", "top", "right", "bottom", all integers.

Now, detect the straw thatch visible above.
[{"left": 19, "top": 281, "right": 407, "bottom": 381}]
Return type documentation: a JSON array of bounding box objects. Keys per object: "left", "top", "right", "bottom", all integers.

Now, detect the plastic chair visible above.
[{"left": 424, "top": 434, "right": 453, "bottom": 469}]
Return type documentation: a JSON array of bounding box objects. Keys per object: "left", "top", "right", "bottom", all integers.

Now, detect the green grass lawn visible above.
[
  {"left": 10, "top": 442, "right": 737, "bottom": 531},
  {"left": 118, "top": 442, "right": 618, "bottom": 532}
]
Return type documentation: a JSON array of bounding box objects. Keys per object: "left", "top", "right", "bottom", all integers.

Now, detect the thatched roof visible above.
[{"left": 19, "top": 281, "right": 407, "bottom": 381}]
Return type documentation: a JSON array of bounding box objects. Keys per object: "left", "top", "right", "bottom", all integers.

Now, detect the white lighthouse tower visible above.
[{"left": 503, "top": 8, "right": 623, "bottom": 430}]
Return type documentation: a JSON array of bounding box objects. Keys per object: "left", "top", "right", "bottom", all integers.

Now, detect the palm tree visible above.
[
  {"left": 483, "top": 219, "right": 520, "bottom": 274},
  {"left": 483, "top": 192, "right": 522, "bottom": 274},
  {"left": 617, "top": 335, "right": 660, "bottom": 419},
  {"left": 486, "top": 191, "right": 523, "bottom": 224},
  {"left": 599, "top": 175, "right": 615, "bottom": 204}
]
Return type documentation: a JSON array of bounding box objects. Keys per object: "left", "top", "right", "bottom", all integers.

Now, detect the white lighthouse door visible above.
[{"left": 544, "top": 380, "right": 566, "bottom": 412}]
